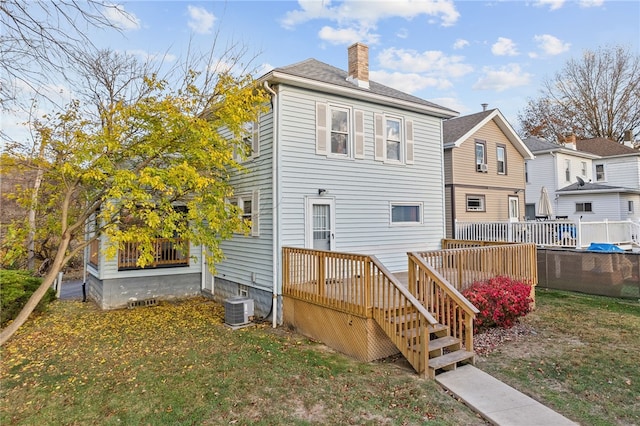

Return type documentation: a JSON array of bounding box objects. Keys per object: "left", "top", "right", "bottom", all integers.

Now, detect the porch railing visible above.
[
  {"left": 455, "top": 220, "right": 578, "bottom": 248},
  {"left": 118, "top": 238, "right": 190, "bottom": 270},
  {"left": 579, "top": 219, "right": 640, "bottom": 247},
  {"left": 416, "top": 243, "right": 538, "bottom": 293},
  {"left": 408, "top": 253, "right": 479, "bottom": 354}
]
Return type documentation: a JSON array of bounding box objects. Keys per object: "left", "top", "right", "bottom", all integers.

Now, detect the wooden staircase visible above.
[{"left": 387, "top": 308, "right": 475, "bottom": 378}]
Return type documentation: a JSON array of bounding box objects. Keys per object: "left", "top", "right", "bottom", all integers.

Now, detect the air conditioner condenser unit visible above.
[{"left": 224, "top": 297, "right": 255, "bottom": 327}]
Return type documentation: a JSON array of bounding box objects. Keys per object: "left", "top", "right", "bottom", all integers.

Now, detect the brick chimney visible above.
[
  {"left": 623, "top": 129, "right": 635, "bottom": 148},
  {"left": 563, "top": 133, "right": 577, "bottom": 150},
  {"left": 347, "top": 42, "right": 369, "bottom": 89}
]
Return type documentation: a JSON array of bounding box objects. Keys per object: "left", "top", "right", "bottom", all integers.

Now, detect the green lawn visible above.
[
  {"left": 1, "top": 298, "right": 483, "bottom": 425},
  {"left": 476, "top": 289, "right": 640, "bottom": 426}
]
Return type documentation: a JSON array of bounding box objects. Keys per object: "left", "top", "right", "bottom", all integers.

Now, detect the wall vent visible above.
[
  {"left": 127, "top": 298, "right": 158, "bottom": 309},
  {"left": 224, "top": 297, "right": 254, "bottom": 327}
]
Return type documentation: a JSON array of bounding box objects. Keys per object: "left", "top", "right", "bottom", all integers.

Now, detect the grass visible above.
[
  {"left": 1, "top": 298, "right": 483, "bottom": 425},
  {"left": 476, "top": 288, "right": 640, "bottom": 426}
]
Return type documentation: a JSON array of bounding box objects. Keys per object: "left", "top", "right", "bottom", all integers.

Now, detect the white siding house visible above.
[
  {"left": 209, "top": 43, "right": 457, "bottom": 322},
  {"left": 524, "top": 136, "right": 640, "bottom": 223}
]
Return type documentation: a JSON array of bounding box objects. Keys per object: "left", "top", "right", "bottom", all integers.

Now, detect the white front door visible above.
[
  {"left": 305, "top": 197, "right": 335, "bottom": 250},
  {"left": 508, "top": 196, "right": 520, "bottom": 222}
]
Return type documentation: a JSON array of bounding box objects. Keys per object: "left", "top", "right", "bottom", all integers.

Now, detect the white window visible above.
[
  {"left": 316, "top": 103, "right": 364, "bottom": 159},
  {"left": 232, "top": 190, "right": 260, "bottom": 236},
  {"left": 330, "top": 106, "right": 350, "bottom": 155},
  {"left": 629, "top": 201, "right": 634, "bottom": 213},
  {"left": 581, "top": 161, "right": 587, "bottom": 177},
  {"left": 575, "top": 202, "right": 592, "bottom": 213},
  {"left": 497, "top": 145, "right": 506, "bottom": 174},
  {"left": 475, "top": 140, "right": 487, "bottom": 172},
  {"left": 466, "top": 195, "right": 486, "bottom": 212},
  {"left": 595, "top": 164, "right": 605, "bottom": 181},
  {"left": 565, "top": 159, "right": 571, "bottom": 182},
  {"left": 236, "top": 121, "right": 259, "bottom": 161},
  {"left": 390, "top": 203, "right": 422, "bottom": 225},
  {"left": 374, "top": 113, "right": 414, "bottom": 164},
  {"left": 525, "top": 162, "right": 529, "bottom": 183}
]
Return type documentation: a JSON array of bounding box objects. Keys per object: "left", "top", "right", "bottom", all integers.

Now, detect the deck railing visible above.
[
  {"left": 455, "top": 219, "right": 640, "bottom": 248},
  {"left": 408, "top": 252, "right": 479, "bottom": 353},
  {"left": 282, "top": 247, "right": 470, "bottom": 377},
  {"left": 118, "top": 238, "right": 190, "bottom": 270},
  {"left": 416, "top": 243, "right": 538, "bottom": 293}
]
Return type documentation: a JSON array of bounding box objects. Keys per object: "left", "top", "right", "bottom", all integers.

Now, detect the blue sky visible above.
[{"left": 4, "top": 0, "right": 640, "bottom": 140}]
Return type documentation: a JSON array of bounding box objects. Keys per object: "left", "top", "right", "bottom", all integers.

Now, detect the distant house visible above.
[
  {"left": 523, "top": 135, "right": 640, "bottom": 222},
  {"left": 88, "top": 43, "right": 458, "bottom": 317},
  {"left": 442, "top": 108, "right": 533, "bottom": 237}
]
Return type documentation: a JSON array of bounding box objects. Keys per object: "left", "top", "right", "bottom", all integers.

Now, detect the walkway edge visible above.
[{"left": 436, "top": 365, "right": 578, "bottom": 426}]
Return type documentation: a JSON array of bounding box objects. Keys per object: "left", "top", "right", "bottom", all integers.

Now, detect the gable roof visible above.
[
  {"left": 442, "top": 108, "right": 534, "bottom": 159},
  {"left": 557, "top": 181, "right": 640, "bottom": 195},
  {"left": 261, "top": 58, "right": 458, "bottom": 118},
  {"left": 576, "top": 137, "right": 639, "bottom": 157},
  {"left": 523, "top": 136, "right": 599, "bottom": 159}
]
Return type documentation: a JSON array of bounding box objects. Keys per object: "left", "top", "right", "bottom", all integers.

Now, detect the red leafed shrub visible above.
[{"left": 462, "top": 276, "right": 533, "bottom": 332}]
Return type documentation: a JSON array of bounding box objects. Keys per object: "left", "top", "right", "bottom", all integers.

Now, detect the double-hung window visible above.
[
  {"left": 475, "top": 140, "right": 487, "bottom": 172},
  {"left": 496, "top": 145, "right": 506, "bottom": 174},
  {"left": 595, "top": 164, "right": 605, "bottom": 181},
  {"left": 236, "top": 121, "right": 259, "bottom": 162},
  {"left": 316, "top": 102, "right": 364, "bottom": 159},
  {"left": 374, "top": 113, "right": 414, "bottom": 164},
  {"left": 581, "top": 161, "right": 587, "bottom": 177},
  {"left": 565, "top": 159, "right": 571, "bottom": 182},
  {"left": 232, "top": 190, "right": 260, "bottom": 237},
  {"left": 330, "top": 107, "right": 350, "bottom": 155}
]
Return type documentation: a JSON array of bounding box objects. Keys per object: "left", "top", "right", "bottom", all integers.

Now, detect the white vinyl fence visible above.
[{"left": 455, "top": 219, "right": 640, "bottom": 249}]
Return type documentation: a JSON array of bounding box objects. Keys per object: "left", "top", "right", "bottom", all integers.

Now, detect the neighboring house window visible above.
[
  {"left": 581, "top": 161, "right": 587, "bottom": 177},
  {"left": 374, "top": 113, "right": 414, "bottom": 164},
  {"left": 564, "top": 159, "right": 571, "bottom": 182},
  {"left": 475, "top": 140, "right": 487, "bottom": 172},
  {"left": 575, "top": 202, "right": 593, "bottom": 213},
  {"left": 595, "top": 164, "right": 605, "bottom": 181},
  {"left": 629, "top": 201, "right": 635, "bottom": 213},
  {"left": 330, "top": 106, "right": 350, "bottom": 155},
  {"left": 232, "top": 190, "right": 260, "bottom": 237},
  {"left": 496, "top": 145, "right": 506, "bottom": 174},
  {"left": 390, "top": 203, "right": 422, "bottom": 225},
  {"left": 525, "top": 162, "right": 529, "bottom": 183},
  {"left": 466, "top": 195, "right": 486, "bottom": 212},
  {"left": 316, "top": 103, "right": 364, "bottom": 159}
]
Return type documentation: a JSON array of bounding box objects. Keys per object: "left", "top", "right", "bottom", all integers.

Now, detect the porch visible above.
[{"left": 282, "top": 242, "right": 537, "bottom": 378}]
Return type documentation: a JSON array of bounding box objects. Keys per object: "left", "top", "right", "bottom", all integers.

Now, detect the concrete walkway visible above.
[{"left": 436, "top": 365, "right": 578, "bottom": 426}]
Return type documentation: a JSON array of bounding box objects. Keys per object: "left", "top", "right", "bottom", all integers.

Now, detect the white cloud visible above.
[
  {"left": 281, "top": 0, "right": 460, "bottom": 30},
  {"left": 396, "top": 28, "right": 409, "bottom": 39},
  {"left": 473, "top": 64, "right": 532, "bottom": 92},
  {"left": 187, "top": 5, "right": 216, "bottom": 35},
  {"left": 370, "top": 70, "right": 451, "bottom": 93},
  {"left": 579, "top": 0, "right": 604, "bottom": 7},
  {"left": 453, "top": 39, "right": 469, "bottom": 50},
  {"left": 534, "top": 0, "right": 565, "bottom": 11},
  {"left": 531, "top": 34, "right": 570, "bottom": 57},
  {"left": 103, "top": 4, "right": 141, "bottom": 31},
  {"left": 428, "top": 96, "right": 464, "bottom": 114},
  {"left": 318, "top": 25, "right": 380, "bottom": 45},
  {"left": 491, "top": 37, "right": 519, "bottom": 56},
  {"left": 377, "top": 48, "right": 473, "bottom": 78}
]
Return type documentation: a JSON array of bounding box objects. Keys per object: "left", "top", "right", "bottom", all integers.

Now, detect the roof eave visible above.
[{"left": 262, "top": 70, "right": 459, "bottom": 119}]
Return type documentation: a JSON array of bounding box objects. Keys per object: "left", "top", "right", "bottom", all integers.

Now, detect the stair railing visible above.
[
  {"left": 408, "top": 252, "right": 479, "bottom": 354},
  {"left": 368, "top": 256, "right": 438, "bottom": 377}
]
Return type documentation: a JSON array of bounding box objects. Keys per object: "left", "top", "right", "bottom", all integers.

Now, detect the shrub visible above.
[
  {"left": 462, "top": 276, "right": 532, "bottom": 332},
  {"left": 0, "top": 270, "right": 56, "bottom": 327}
]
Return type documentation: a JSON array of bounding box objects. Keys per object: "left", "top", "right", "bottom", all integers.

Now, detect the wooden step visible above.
[
  {"left": 428, "top": 349, "right": 475, "bottom": 371},
  {"left": 400, "top": 323, "right": 448, "bottom": 339},
  {"left": 428, "top": 336, "right": 461, "bottom": 357}
]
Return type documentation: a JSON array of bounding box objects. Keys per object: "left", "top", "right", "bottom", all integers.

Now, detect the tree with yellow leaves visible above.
[{"left": 0, "top": 51, "right": 269, "bottom": 345}]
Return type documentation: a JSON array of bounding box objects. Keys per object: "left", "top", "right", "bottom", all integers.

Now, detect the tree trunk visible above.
[{"left": 0, "top": 235, "right": 70, "bottom": 346}]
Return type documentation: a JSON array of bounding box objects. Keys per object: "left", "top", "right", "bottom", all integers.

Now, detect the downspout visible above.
[{"left": 264, "top": 81, "right": 279, "bottom": 328}]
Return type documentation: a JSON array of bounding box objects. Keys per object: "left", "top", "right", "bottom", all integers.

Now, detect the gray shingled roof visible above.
[
  {"left": 442, "top": 109, "right": 494, "bottom": 144},
  {"left": 557, "top": 181, "right": 625, "bottom": 192},
  {"left": 576, "top": 137, "right": 638, "bottom": 156},
  {"left": 270, "top": 58, "right": 457, "bottom": 114},
  {"left": 522, "top": 137, "right": 562, "bottom": 152}
]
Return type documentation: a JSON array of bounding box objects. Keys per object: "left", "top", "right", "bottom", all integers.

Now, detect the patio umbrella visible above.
[{"left": 537, "top": 186, "right": 554, "bottom": 218}]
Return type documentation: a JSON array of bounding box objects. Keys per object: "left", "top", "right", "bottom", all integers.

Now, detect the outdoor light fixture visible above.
[{"left": 318, "top": 189, "right": 327, "bottom": 195}]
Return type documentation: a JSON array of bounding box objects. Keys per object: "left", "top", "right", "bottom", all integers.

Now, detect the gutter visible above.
[{"left": 264, "top": 81, "right": 279, "bottom": 329}]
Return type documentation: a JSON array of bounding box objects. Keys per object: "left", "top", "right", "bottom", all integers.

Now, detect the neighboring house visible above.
[
  {"left": 442, "top": 108, "right": 534, "bottom": 238},
  {"left": 88, "top": 43, "right": 458, "bottom": 317},
  {"left": 523, "top": 135, "right": 640, "bottom": 222}
]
